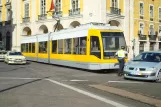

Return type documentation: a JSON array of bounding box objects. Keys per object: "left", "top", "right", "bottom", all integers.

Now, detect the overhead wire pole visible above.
[
  {"left": 47, "top": 10, "right": 60, "bottom": 32},
  {"left": 47, "top": 0, "right": 60, "bottom": 32}
]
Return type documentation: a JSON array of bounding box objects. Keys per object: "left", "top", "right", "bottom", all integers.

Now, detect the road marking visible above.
[
  {"left": 107, "top": 81, "right": 144, "bottom": 84},
  {"left": 46, "top": 79, "right": 128, "bottom": 107},
  {"left": 70, "top": 80, "right": 88, "bottom": 82},
  {"left": 0, "top": 77, "right": 41, "bottom": 80}
]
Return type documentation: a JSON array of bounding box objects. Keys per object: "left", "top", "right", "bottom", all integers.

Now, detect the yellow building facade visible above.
[
  {"left": 0, "top": 0, "right": 161, "bottom": 58},
  {"left": 132, "top": 0, "right": 161, "bottom": 56}
]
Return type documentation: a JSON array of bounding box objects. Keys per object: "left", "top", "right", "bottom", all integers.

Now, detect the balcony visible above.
[
  {"left": 69, "top": 8, "right": 80, "bottom": 16},
  {"left": 54, "top": 11, "right": 62, "bottom": 17},
  {"left": 38, "top": 14, "right": 47, "bottom": 20},
  {"left": 140, "top": 16, "right": 144, "bottom": 19},
  {"left": 159, "top": 19, "right": 161, "bottom": 23},
  {"left": 5, "top": 20, "right": 11, "bottom": 25},
  {"left": 149, "top": 35, "right": 157, "bottom": 41},
  {"left": 110, "top": 7, "right": 121, "bottom": 15},
  {"left": 22, "top": 17, "right": 30, "bottom": 23},
  {"left": 150, "top": 18, "right": 153, "bottom": 21},
  {"left": 158, "top": 36, "right": 161, "bottom": 41},
  {"left": 139, "top": 35, "right": 147, "bottom": 40},
  {"left": 138, "top": 30, "right": 147, "bottom": 40}
]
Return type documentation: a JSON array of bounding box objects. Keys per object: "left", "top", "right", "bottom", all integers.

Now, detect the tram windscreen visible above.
[{"left": 101, "top": 32, "right": 126, "bottom": 58}]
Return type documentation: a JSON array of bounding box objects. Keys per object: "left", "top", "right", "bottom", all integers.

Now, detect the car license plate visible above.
[
  {"left": 15, "top": 59, "right": 21, "bottom": 62},
  {"left": 131, "top": 72, "right": 141, "bottom": 75}
]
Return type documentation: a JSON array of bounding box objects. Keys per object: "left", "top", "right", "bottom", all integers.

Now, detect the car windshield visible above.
[
  {"left": 9, "top": 52, "right": 22, "bottom": 56},
  {"left": 133, "top": 52, "right": 161, "bottom": 62}
]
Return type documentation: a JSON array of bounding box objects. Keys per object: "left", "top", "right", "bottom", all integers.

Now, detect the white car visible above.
[
  {"left": 4, "top": 51, "right": 26, "bottom": 64},
  {"left": 124, "top": 51, "right": 161, "bottom": 82},
  {"left": 0, "top": 50, "right": 7, "bottom": 61}
]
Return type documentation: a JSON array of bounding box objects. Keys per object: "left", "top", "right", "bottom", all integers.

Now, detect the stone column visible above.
[
  {"left": 154, "top": 42, "right": 159, "bottom": 51},
  {"left": 135, "top": 38, "right": 140, "bottom": 56},
  {"left": 144, "top": 41, "right": 150, "bottom": 51}
]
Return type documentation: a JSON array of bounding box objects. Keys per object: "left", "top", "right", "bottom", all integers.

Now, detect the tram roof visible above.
[{"left": 21, "top": 23, "right": 121, "bottom": 43}]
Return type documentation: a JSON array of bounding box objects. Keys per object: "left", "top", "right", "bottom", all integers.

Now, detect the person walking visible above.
[{"left": 115, "top": 46, "right": 128, "bottom": 76}]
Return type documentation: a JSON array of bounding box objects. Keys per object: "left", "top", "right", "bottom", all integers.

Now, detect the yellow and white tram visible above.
[{"left": 21, "top": 23, "right": 128, "bottom": 70}]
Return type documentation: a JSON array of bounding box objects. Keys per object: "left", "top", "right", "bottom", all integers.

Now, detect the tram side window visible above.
[
  {"left": 73, "top": 37, "right": 87, "bottom": 55},
  {"left": 80, "top": 37, "right": 87, "bottom": 55},
  {"left": 21, "top": 44, "right": 26, "bottom": 52},
  {"left": 29, "top": 43, "right": 32, "bottom": 53},
  {"left": 39, "top": 41, "right": 47, "bottom": 53},
  {"left": 90, "top": 36, "right": 101, "bottom": 58},
  {"left": 26, "top": 43, "right": 29, "bottom": 53},
  {"left": 73, "top": 38, "right": 79, "bottom": 54},
  {"left": 64, "top": 39, "right": 72, "bottom": 54},
  {"left": 52, "top": 40, "right": 57, "bottom": 54},
  {"left": 32, "top": 43, "right": 35, "bottom": 53},
  {"left": 58, "top": 40, "right": 63, "bottom": 54}
]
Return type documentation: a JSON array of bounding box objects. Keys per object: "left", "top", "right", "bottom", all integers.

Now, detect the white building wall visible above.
[
  {"left": 12, "top": 0, "right": 21, "bottom": 51},
  {"left": 83, "top": 0, "right": 106, "bottom": 23}
]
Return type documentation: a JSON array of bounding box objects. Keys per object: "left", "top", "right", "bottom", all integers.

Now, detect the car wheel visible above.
[{"left": 155, "top": 71, "right": 161, "bottom": 83}]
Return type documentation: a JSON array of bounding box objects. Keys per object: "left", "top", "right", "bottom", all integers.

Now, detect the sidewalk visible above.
[{"left": 90, "top": 84, "right": 161, "bottom": 107}]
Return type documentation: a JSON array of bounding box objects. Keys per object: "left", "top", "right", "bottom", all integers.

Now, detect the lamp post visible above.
[{"left": 47, "top": 10, "right": 60, "bottom": 32}]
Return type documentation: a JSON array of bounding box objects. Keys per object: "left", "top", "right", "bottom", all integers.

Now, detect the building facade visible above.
[
  {"left": 0, "top": 0, "right": 161, "bottom": 59},
  {"left": 132, "top": 0, "right": 161, "bottom": 58},
  {"left": 0, "top": 0, "right": 12, "bottom": 50}
]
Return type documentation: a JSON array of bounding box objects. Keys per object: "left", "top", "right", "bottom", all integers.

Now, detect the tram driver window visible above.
[
  {"left": 90, "top": 36, "right": 101, "bottom": 58},
  {"left": 39, "top": 41, "right": 47, "bottom": 53}
]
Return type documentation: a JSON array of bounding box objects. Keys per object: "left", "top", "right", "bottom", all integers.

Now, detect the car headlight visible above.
[
  {"left": 150, "top": 72, "right": 156, "bottom": 76},
  {"left": 147, "top": 67, "right": 158, "bottom": 71}
]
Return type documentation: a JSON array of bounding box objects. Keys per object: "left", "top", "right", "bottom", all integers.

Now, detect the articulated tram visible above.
[{"left": 21, "top": 23, "right": 127, "bottom": 70}]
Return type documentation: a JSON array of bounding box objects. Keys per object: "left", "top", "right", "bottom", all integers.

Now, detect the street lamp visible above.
[{"left": 47, "top": 11, "right": 60, "bottom": 32}]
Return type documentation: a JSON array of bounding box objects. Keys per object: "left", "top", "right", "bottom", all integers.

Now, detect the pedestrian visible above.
[{"left": 115, "top": 46, "right": 128, "bottom": 76}]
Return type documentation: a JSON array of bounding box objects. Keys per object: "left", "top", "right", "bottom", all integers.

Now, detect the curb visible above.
[{"left": 90, "top": 84, "right": 161, "bottom": 107}]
